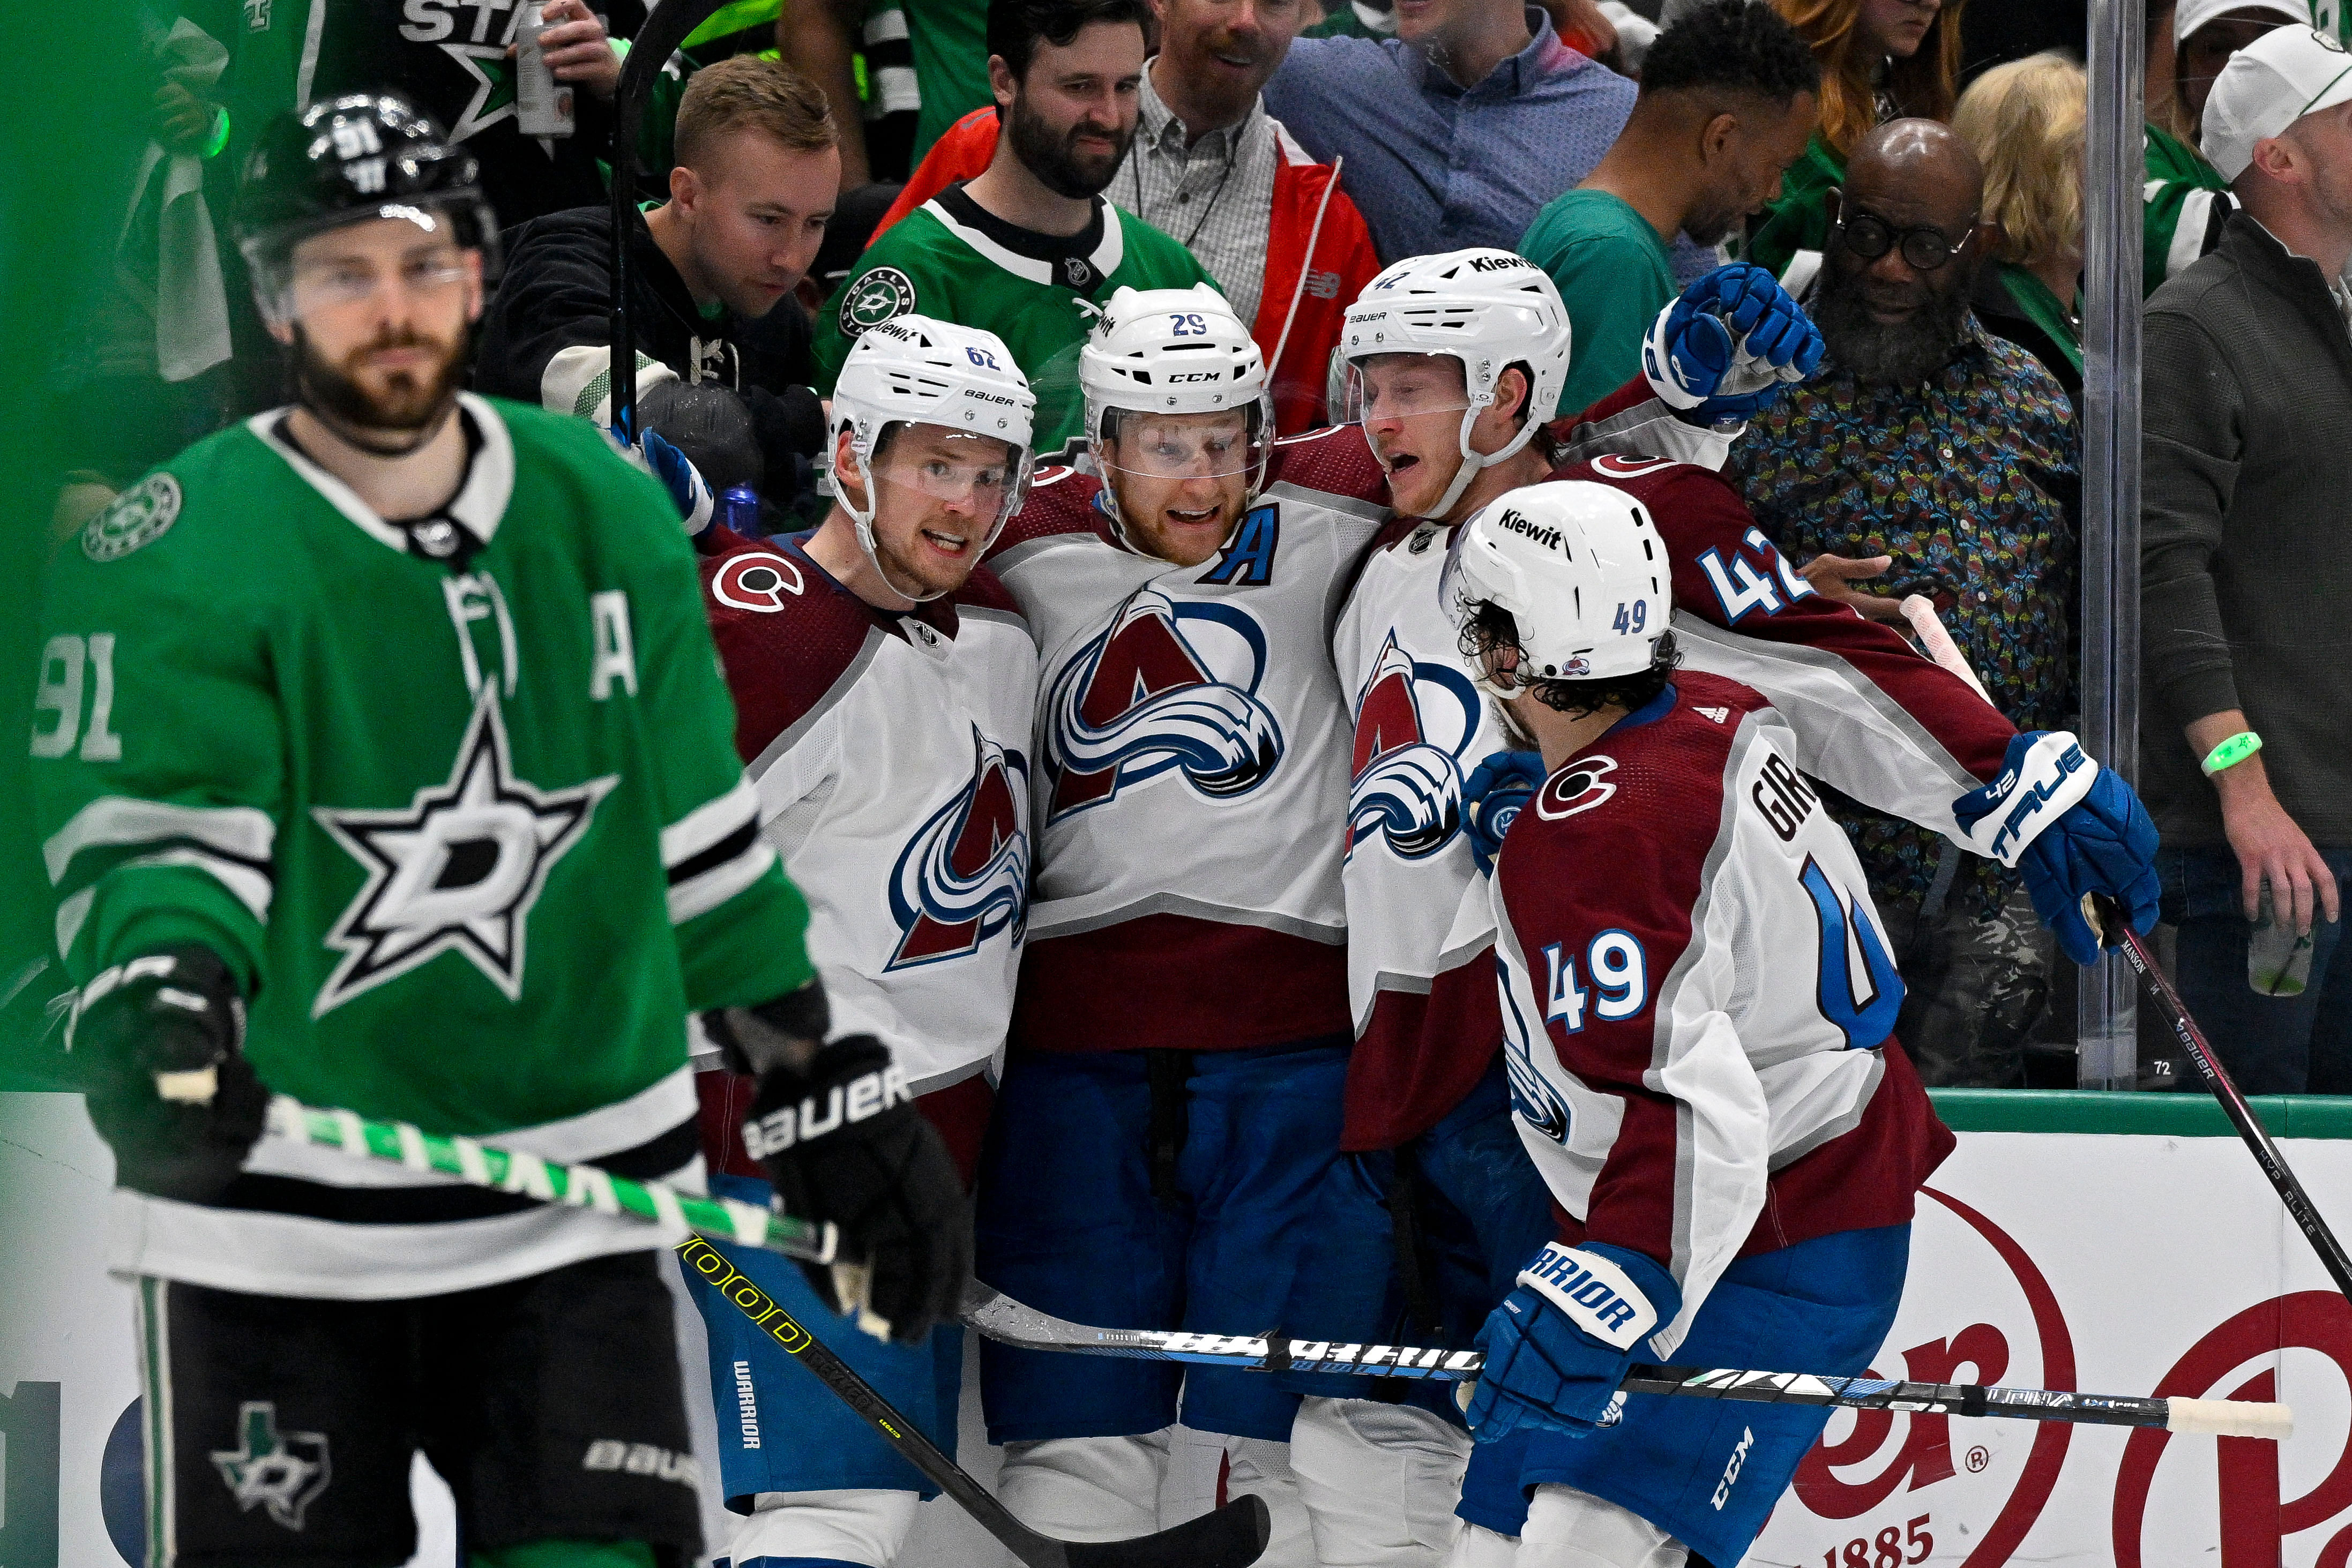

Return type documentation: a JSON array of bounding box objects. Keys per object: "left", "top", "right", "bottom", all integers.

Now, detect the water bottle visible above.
[
  {"left": 719, "top": 484, "right": 763, "bottom": 538},
  {"left": 516, "top": 2, "right": 576, "bottom": 138}
]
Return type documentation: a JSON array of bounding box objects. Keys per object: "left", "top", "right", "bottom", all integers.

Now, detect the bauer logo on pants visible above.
[{"left": 211, "top": 1401, "right": 331, "bottom": 1531}]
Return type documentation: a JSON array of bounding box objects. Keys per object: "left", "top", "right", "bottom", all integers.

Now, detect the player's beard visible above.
[
  {"left": 1007, "top": 92, "right": 1132, "bottom": 200},
  {"left": 292, "top": 321, "right": 467, "bottom": 456}
]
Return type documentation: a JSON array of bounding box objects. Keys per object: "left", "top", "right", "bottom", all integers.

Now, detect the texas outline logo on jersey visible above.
[
  {"left": 1042, "top": 587, "right": 1284, "bottom": 822},
  {"left": 1347, "top": 631, "right": 1481, "bottom": 861},
  {"left": 886, "top": 726, "right": 1031, "bottom": 969}
]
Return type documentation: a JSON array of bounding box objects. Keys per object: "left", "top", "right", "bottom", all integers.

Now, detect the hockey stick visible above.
[
  {"left": 959, "top": 1281, "right": 2290, "bottom": 1438},
  {"left": 2089, "top": 895, "right": 2352, "bottom": 1304},
  {"left": 607, "top": 0, "right": 730, "bottom": 438},
  {"left": 682, "top": 1237, "right": 1270, "bottom": 1568},
  {"left": 258, "top": 1098, "right": 1271, "bottom": 1566},
  {"left": 261, "top": 1095, "right": 837, "bottom": 1263},
  {"left": 1898, "top": 594, "right": 1991, "bottom": 703}
]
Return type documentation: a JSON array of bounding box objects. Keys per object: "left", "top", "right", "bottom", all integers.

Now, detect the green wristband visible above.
[
  {"left": 2201, "top": 730, "right": 2262, "bottom": 775},
  {"left": 202, "top": 107, "right": 230, "bottom": 161}
]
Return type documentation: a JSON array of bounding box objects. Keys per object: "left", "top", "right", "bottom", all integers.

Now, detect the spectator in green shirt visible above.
[{"left": 1520, "top": 0, "right": 1820, "bottom": 417}]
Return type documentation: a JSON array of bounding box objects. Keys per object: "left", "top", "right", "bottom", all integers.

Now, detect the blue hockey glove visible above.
[
  {"left": 1463, "top": 750, "right": 1545, "bottom": 875},
  {"left": 1463, "top": 1242, "right": 1681, "bottom": 1442},
  {"left": 1641, "top": 263, "right": 1824, "bottom": 424},
  {"left": 608, "top": 420, "right": 717, "bottom": 535},
  {"left": 1953, "top": 731, "right": 2160, "bottom": 966}
]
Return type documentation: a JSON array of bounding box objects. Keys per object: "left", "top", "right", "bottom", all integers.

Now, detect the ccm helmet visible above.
[
  {"left": 831, "top": 315, "right": 1038, "bottom": 599},
  {"left": 1442, "top": 480, "right": 1669, "bottom": 693},
  {"left": 1079, "top": 285, "right": 1272, "bottom": 528},
  {"left": 1341, "top": 249, "right": 1572, "bottom": 519}
]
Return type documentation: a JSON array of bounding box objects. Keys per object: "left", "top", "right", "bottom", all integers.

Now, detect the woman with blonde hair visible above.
[
  {"left": 1955, "top": 49, "right": 2085, "bottom": 399},
  {"left": 1744, "top": 0, "right": 1968, "bottom": 280}
]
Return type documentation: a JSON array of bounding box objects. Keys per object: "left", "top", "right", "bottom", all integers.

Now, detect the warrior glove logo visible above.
[
  {"left": 1518, "top": 1242, "right": 1659, "bottom": 1349},
  {"left": 1348, "top": 632, "right": 1480, "bottom": 861},
  {"left": 213, "top": 1402, "right": 332, "bottom": 1531},
  {"left": 886, "top": 726, "right": 1030, "bottom": 969},
  {"left": 1044, "top": 588, "right": 1284, "bottom": 822}
]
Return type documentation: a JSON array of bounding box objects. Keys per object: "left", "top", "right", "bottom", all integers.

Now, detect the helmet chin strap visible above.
[
  {"left": 1433, "top": 394, "right": 1542, "bottom": 522},
  {"left": 841, "top": 454, "right": 953, "bottom": 606}
]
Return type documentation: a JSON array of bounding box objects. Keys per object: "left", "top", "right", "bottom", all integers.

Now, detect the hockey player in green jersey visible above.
[
  {"left": 810, "top": 0, "right": 1214, "bottom": 451},
  {"left": 34, "top": 94, "right": 968, "bottom": 1568}
]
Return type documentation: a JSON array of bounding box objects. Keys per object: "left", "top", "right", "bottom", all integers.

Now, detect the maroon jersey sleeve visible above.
[
  {"left": 699, "top": 536, "right": 879, "bottom": 764},
  {"left": 1569, "top": 454, "right": 2017, "bottom": 820}
]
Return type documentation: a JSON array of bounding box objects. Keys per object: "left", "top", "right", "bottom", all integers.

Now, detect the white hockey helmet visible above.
[
  {"left": 1080, "top": 285, "right": 1272, "bottom": 519},
  {"left": 831, "top": 314, "right": 1037, "bottom": 600},
  {"left": 1341, "top": 249, "right": 1573, "bottom": 519},
  {"left": 1442, "top": 480, "right": 1669, "bottom": 691}
]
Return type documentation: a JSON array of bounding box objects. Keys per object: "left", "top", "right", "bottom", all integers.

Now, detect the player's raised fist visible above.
[{"left": 740, "top": 1035, "right": 971, "bottom": 1343}]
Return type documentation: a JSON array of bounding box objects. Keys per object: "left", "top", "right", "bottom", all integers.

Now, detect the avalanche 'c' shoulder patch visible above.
[
  {"left": 840, "top": 267, "right": 918, "bottom": 337},
  {"left": 84, "top": 473, "right": 183, "bottom": 561}
]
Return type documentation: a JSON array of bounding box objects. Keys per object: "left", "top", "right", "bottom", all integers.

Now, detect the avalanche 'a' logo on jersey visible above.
[
  {"left": 1347, "top": 631, "right": 1481, "bottom": 861},
  {"left": 886, "top": 726, "right": 1031, "bottom": 970},
  {"left": 1042, "top": 587, "right": 1283, "bottom": 823}
]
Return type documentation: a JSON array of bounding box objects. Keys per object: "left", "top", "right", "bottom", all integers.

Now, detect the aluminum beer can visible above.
[{"left": 517, "top": 3, "right": 576, "bottom": 137}]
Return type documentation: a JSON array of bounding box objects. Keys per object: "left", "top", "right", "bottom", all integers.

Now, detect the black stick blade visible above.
[{"left": 1063, "top": 1495, "right": 1271, "bottom": 1568}]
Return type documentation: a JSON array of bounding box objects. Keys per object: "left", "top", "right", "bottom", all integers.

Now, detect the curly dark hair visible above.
[
  {"left": 1458, "top": 602, "right": 1680, "bottom": 719},
  {"left": 1642, "top": 0, "right": 1821, "bottom": 108}
]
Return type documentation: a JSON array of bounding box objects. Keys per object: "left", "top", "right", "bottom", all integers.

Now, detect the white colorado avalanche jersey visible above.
[
  {"left": 984, "top": 427, "right": 1392, "bottom": 1054},
  {"left": 699, "top": 529, "right": 1037, "bottom": 1090}
]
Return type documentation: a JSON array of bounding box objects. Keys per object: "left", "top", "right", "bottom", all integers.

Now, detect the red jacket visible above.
[{"left": 871, "top": 106, "right": 1382, "bottom": 434}]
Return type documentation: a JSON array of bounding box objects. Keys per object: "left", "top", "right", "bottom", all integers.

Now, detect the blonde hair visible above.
[
  {"left": 675, "top": 54, "right": 838, "bottom": 171},
  {"left": 1773, "top": 0, "right": 1969, "bottom": 160},
  {"left": 1953, "top": 51, "right": 2087, "bottom": 267}
]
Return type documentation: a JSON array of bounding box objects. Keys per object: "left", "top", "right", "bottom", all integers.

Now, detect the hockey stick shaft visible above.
[
  {"left": 1899, "top": 595, "right": 1991, "bottom": 703},
  {"left": 260, "top": 1095, "right": 836, "bottom": 1263},
  {"left": 264, "top": 1099, "right": 1267, "bottom": 1566},
  {"left": 959, "top": 1283, "right": 2288, "bottom": 1438},
  {"left": 2090, "top": 897, "right": 2352, "bottom": 1304}
]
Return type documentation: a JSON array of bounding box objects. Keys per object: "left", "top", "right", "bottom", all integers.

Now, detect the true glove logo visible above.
[{"left": 741, "top": 1065, "right": 913, "bottom": 1158}]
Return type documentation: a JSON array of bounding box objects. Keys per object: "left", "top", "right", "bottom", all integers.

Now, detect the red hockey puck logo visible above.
[{"left": 712, "top": 551, "right": 805, "bottom": 614}]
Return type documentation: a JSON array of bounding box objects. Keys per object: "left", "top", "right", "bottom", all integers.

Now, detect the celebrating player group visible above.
[{"left": 34, "top": 71, "right": 2166, "bottom": 1568}]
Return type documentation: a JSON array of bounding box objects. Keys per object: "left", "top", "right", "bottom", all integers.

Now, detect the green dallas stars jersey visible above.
[
  {"left": 33, "top": 394, "right": 815, "bottom": 1299},
  {"left": 812, "top": 185, "right": 1214, "bottom": 452}
]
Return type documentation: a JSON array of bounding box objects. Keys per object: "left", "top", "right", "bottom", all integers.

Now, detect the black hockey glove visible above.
[
  {"left": 740, "top": 1035, "right": 970, "bottom": 1344},
  {"left": 67, "top": 946, "right": 267, "bottom": 1204}
]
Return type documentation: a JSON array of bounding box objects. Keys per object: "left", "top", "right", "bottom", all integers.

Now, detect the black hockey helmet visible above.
[{"left": 233, "top": 93, "right": 501, "bottom": 320}]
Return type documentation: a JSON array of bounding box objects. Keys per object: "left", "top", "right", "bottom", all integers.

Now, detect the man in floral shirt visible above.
[{"left": 1730, "top": 118, "right": 2079, "bottom": 1088}]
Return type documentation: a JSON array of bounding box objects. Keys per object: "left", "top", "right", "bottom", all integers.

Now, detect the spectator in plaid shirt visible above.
[{"left": 1729, "top": 118, "right": 2080, "bottom": 1089}]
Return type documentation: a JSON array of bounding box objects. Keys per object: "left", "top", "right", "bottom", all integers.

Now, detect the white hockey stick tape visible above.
[{"left": 2166, "top": 1397, "right": 2293, "bottom": 1439}]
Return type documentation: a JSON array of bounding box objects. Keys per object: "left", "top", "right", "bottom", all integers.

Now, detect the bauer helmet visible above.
[
  {"left": 831, "top": 315, "right": 1038, "bottom": 600},
  {"left": 234, "top": 93, "right": 500, "bottom": 324},
  {"left": 1079, "top": 285, "right": 1272, "bottom": 530},
  {"left": 1341, "top": 249, "right": 1572, "bottom": 520},
  {"left": 1441, "top": 480, "right": 1669, "bottom": 692}
]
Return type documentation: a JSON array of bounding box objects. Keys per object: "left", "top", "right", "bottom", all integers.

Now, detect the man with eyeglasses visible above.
[
  {"left": 28, "top": 94, "right": 969, "bottom": 1568},
  {"left": 1726, "top": 117, "right": 2084, "bottom": 1091}
]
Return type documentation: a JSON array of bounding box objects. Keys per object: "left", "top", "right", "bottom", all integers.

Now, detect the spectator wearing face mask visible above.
[
  {"left": 1745, "top": 0, "right": 1967, "bottom": 288},
  {"left": 1731, "top": 119, "right": 2079, "bottom": 1089},
  {"left": 1954, "top": 49, "right": 2086, "bottom": 400}
]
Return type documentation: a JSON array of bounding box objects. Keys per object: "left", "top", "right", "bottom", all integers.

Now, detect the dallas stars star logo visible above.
[
  {"left": 212, "top": 1402, "right": 331, "bottom": 1531},
  {"left": 441, "top": 42, "right": 520, "bottom": 142},
  {"left": 312, "top": 690, "right": 616, "bottom": 1016}
]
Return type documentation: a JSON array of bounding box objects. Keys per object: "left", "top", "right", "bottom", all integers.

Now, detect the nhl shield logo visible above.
[
  {"left": 212, "top": 1402, "right": 332, "bottom": 1531},
  {"left": 841, "top": 267, "right": 917, "bottom": 336}
]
